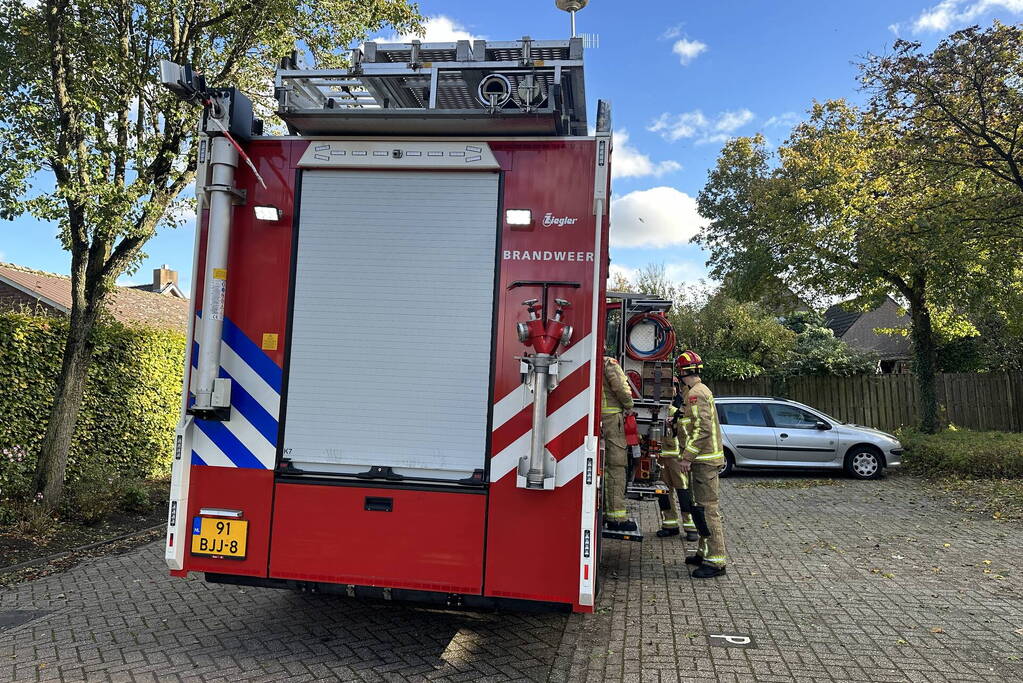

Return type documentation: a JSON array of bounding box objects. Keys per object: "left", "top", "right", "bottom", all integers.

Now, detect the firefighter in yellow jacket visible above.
[
  {"left": 656, "top": 378, "right": 699, "bottom": 541},
  {"left": 675, "top": 350, "right": 727, "bottom": 578},
  {"left": 602, "top": 355, "right": 636, "bottom": 532}
]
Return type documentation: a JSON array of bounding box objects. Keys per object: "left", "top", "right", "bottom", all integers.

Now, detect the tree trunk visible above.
[
  {"left": 908, "top": 294, "right": 940, "bottom": 434},
  {"left": 33, "top": 311, "right": 99, "bottom": 509}
]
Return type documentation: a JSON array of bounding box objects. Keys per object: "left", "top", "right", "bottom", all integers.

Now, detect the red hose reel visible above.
[{"left": 625, "top": 312, "right": 676, "bottom": 361}]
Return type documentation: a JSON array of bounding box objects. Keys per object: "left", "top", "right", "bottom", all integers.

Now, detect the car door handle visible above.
[{"left": 779, "top": 433, "right": 788, "bottom": 439}]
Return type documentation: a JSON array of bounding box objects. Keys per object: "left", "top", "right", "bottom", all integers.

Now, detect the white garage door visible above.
[{"left": 282, "top": 169, "right": 500, "bottom": 481}]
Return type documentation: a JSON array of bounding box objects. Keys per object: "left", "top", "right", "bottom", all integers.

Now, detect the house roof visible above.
[
  {"left": 128, "top": 282, "right": 187, "bottom": 298},
  {"left": 0, "top": 263, "right": 188, "bottom": 331},
  {"left": 823, "top": 303, "right": 862, "bottom": 338},
  {"left": 823, "top": 297, "right": 912, "bottom": 360}
]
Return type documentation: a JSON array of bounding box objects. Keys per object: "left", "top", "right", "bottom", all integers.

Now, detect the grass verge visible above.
[
  {"left": 899, "top": 428, "right": 1023, "bottom": 521},
  {"left": 0, "top": 478, "right": 169, "bottom": 570},
  {"left": 923, "top": 475, "right": 1023, "bottom": 522}
]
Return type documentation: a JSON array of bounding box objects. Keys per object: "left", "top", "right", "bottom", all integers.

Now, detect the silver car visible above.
[{"left": 715, "top": 396, "right": 903, "bottom": 480}]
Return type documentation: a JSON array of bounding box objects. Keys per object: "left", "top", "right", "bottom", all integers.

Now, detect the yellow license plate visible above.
[{"left": 190, "top": 516, "right": 248, "bottom": 559}]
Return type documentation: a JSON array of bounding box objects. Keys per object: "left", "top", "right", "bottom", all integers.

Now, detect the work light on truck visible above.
[
  {"left": 505, "top": 209, "right": 532, "bottom": 225},
  {"left": 254, "top": 205, "right": 282, "bottom": 221}
]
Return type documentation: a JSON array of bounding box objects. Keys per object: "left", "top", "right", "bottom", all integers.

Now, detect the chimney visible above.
[{"left": 153, "top": 264, "right": 178, "bottom": 292}]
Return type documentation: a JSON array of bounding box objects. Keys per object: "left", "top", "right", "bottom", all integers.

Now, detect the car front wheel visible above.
[
  {"left": 719, "top": 450, "right": 735, "bottom": 478},
  {"left": 844, "top": 446, "right": 883, "bottom": 480}
]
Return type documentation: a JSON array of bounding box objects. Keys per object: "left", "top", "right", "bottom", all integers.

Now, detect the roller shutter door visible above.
[{"left": 282, "top": 169, "right": 499, "bottom": 481}]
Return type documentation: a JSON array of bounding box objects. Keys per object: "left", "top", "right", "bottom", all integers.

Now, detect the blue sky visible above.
[{"left": 2, "top": 0, "right": 1021, "bottom": 291}]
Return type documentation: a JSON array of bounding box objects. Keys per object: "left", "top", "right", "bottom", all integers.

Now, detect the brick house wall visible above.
[{"left": 0, "top": 282, "right": 61, "bottom": 316}]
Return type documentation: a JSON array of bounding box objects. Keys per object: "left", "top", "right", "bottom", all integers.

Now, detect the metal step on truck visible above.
[{"left": 160, "top": 3, "right": 624, "bottom": 613}]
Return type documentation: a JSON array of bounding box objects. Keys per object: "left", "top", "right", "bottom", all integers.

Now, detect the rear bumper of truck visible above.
[{"left": 203, "top": 573, "right": 573, "bottom": 613}]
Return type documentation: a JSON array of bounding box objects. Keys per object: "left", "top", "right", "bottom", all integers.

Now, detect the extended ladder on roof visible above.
[{"left": 275, "top": 37, "right": 588, "bottom": 137}]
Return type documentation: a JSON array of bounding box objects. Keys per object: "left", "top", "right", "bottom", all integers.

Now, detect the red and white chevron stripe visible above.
[{"left": 490, "top": 333, "right": 595, "bottom": 484}]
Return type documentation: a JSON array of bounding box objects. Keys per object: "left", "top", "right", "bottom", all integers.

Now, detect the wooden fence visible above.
[{"left": 706, "top": 372, "right": 1023, "bottom": 433}]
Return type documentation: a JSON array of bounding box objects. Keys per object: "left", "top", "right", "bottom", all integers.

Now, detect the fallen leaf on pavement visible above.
[{"left": 930, "top": 627, "right": 945, "bottom": 634}]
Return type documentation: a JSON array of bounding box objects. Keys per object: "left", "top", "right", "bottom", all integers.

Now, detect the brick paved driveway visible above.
[{"left": 3, "top": 472, "right": 1022, "bottom": 682}]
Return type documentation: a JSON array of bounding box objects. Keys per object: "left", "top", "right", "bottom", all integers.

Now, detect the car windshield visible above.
[{"left": 782, "top": 400, "right": 843, "bottom": 424}]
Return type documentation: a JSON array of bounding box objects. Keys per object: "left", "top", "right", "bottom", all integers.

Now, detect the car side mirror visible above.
[{"left": 815, "top": 421, "right": 830, "bottom": 430}]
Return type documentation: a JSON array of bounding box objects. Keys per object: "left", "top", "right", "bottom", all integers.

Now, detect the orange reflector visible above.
[{"left": 584, "top": 564, "right": 589, "bottom": 580}]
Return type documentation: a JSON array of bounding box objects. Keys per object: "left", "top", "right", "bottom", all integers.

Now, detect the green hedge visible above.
[
  {"left": 0, "top": 312, "right": 185, "bottom": 508},
  {"left": 900, "top": 428, "right": 1023, "bottom": 479}
]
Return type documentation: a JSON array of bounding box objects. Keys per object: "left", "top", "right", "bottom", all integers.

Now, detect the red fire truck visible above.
[{"left": 162, "top": 27, "right": 617, "bottom": 612}]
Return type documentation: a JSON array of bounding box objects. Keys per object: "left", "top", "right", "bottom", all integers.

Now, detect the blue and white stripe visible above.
[{"left": 190, "top": 313, "right": 281, "bottom": 469}]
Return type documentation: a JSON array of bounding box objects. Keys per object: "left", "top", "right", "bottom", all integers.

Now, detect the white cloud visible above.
[
  {"left": 888, "top": 22, "right": 902, "bottom": 36},
  {"left": 764, "top": 112, "right": 800, "bottom": 129},
  {"left": 610, "top": 187, "right": 709, "bottom": 248},
  {"left": 647, "top": 109, "right": 755, "bottom": 144},
  {"left": 664, "top": 261, "right": 710, "bottom": 283},
  {"left": 914, "top": 0, "right": 961, "bottom": 31},
  {"left": 608, "top": 263, "right": 639, "bottom": 285},
  {"left": 612, "top": 129, "right": 682, "bottom": 180},
  {"left": 647, "top": 111, "right": 709, "bottom": 142},
  {"left": 607, "top": 260, "right": 710, "bottom": 289},
  {"left": 385, "top": 15, "right": 483, "bottom": 43},
  {"left": 911, "top": 0, "right": 1023, "bottom": 33},
  {"left": 662, "top": 24, "right": 684, "bottom": 40},
  {"left": 714, "top": 109, "right": 754, "bottom": 132},
  {"left": 672, "top": 38, "right": 708, "bottom": 65}
]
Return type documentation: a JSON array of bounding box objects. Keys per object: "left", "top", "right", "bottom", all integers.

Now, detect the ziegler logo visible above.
[{"left": 542, "top": 212, "right": 578, "bottom": 227}]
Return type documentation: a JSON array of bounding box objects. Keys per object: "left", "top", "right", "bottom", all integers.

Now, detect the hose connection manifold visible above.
[{"left": 509, "top": 280, "right": 580, "bottom": 490}]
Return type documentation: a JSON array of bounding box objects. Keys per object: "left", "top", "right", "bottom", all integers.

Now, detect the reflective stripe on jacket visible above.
[
  {"left": 660, "top": 405, "right": 680, "bottom": 456},
  {"left": 601, "top": 357, "right": 634, "bottom": 415},
  {"left": 679, "top": 380, "right": 724, "bottom": 463}
]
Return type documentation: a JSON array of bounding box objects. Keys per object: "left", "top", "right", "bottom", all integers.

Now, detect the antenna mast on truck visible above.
[{"left": 556, "top": 0, "right": 589, "bottom": 37}]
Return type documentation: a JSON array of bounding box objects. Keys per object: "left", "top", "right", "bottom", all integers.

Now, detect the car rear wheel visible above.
[
  {"left": 844, "top": 446, "right": 883, "bottom": 480},
  {"left": 719, "top": 450, "right": 735, "bottom": 478}
]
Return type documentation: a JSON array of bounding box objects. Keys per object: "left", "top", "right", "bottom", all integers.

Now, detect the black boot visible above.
[
  {"left": 656, "top": 527, "right": 680, "bottom": 537},
  {"left": 685, "top": 530, "right": 699, "bottom": 542},
  {"left": 692, "top": 564, "right": 726, "bottom": 579},
  {"left": 684, "top": 554, "right": 703, "bottom": 566}
]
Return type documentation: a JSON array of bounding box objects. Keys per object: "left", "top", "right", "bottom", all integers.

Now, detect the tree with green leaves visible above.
[
  {"left": 780, "top": 311, "right": 877, "bottom": 377},
  {"left": 613, "top": 265, "right": 795, "bottom": 380},
  {"left": 685, "top": 293, "right": 795, "bottom": 381},
  {"left": 0, "top": 0, "right": 422, "bottom": 508},
  {"left": 861, "top": 20, "right": 1023, "bottom": 378},
  {"left": 862, "top": 22, "right": 1023, "bottom": 198},
  {"left": 697, "top": 101, "right": 1021, "bottom": 432}
]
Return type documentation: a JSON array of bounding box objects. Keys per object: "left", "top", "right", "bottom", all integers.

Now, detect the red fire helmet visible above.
[{"left": 675, "top": 350, "right": 704, "bottom": 376}]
